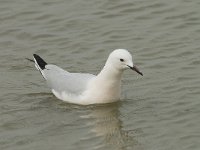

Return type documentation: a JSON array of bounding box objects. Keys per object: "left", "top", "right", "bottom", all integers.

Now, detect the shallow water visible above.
[{"left": 0, "top": 0, "right": 200, "bottom": 149}]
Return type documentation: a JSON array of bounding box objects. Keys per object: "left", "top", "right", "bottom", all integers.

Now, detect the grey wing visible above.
[{"left": 43, "top": 65, "right": 95, "bottom": 94}]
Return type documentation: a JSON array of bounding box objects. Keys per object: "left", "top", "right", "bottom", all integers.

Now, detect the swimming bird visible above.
[{"left": 31, "top": 49, "right": 143, "bottom": 105}]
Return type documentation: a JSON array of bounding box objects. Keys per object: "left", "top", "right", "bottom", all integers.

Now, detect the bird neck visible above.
[{"left": 97, "top": 64, "right": 123, "bottom": 82}]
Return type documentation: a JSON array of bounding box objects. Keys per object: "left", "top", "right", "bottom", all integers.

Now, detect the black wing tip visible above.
[
  {"left": 33, "top": 54, "right": 41, "bottom": 59},
  {"left": 33, "top": 54, "right": 47, "bottom": 70}
]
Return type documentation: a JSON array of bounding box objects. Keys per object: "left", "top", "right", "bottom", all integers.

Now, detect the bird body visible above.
[{"left": 32, "top": 49, "right": 143, "bottom": 105}]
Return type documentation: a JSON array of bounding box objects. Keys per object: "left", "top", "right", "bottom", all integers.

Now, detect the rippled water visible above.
[{"left": 0, "top": 0, "right": 200, "bottom": 149}]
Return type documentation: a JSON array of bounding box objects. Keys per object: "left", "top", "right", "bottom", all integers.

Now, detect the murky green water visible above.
[{"left": 0, "top": 0, "right": 200, "bottom": 149}]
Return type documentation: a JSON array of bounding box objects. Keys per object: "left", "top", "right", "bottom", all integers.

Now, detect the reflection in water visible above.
[{"left": 80, "top": 103, "right": 142, "bottom": 150}]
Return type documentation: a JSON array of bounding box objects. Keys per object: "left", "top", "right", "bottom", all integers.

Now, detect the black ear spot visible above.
[{"left": 120, "top": 59, "right": 124, "bottom": 62}]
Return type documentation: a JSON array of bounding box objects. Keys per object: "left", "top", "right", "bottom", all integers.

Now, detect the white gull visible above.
[{"left": 32, "top": 49, "right": 143, "bottom": 105}]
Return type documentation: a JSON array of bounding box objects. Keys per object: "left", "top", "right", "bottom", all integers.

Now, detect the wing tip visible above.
[{"left": 33, "top": 54, "right": 47, "bottom": 70}]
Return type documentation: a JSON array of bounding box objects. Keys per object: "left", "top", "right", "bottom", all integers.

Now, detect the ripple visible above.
[{"left": 0, "top": 0, "right": 200, "bottom": 149}]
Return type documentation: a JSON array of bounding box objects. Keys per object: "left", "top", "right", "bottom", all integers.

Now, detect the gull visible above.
[{"left": 31, "top": 49, "right": 143, "bottom": 105}]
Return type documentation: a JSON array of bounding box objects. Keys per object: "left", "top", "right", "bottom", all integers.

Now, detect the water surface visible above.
[{"left": 0, "top": 0, "right": 200, "bottom": 149}]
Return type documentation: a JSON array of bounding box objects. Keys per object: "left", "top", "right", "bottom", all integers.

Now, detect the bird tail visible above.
[{"left": 32, "top": 54, "right": 48, "bottom": 79}]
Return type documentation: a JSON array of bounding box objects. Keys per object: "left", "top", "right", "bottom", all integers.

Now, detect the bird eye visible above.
[{"left": 120, "top": 59, "right": 124, "bottom": 62}]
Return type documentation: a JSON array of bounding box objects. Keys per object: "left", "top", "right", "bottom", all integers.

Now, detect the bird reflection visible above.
[{"left": 79, "top": 102, "right": 141, "bottom": 150}]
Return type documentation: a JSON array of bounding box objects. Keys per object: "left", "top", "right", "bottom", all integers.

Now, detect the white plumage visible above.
[{"left": 33, "top": 49, "right": 143, "bottom": 105}]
